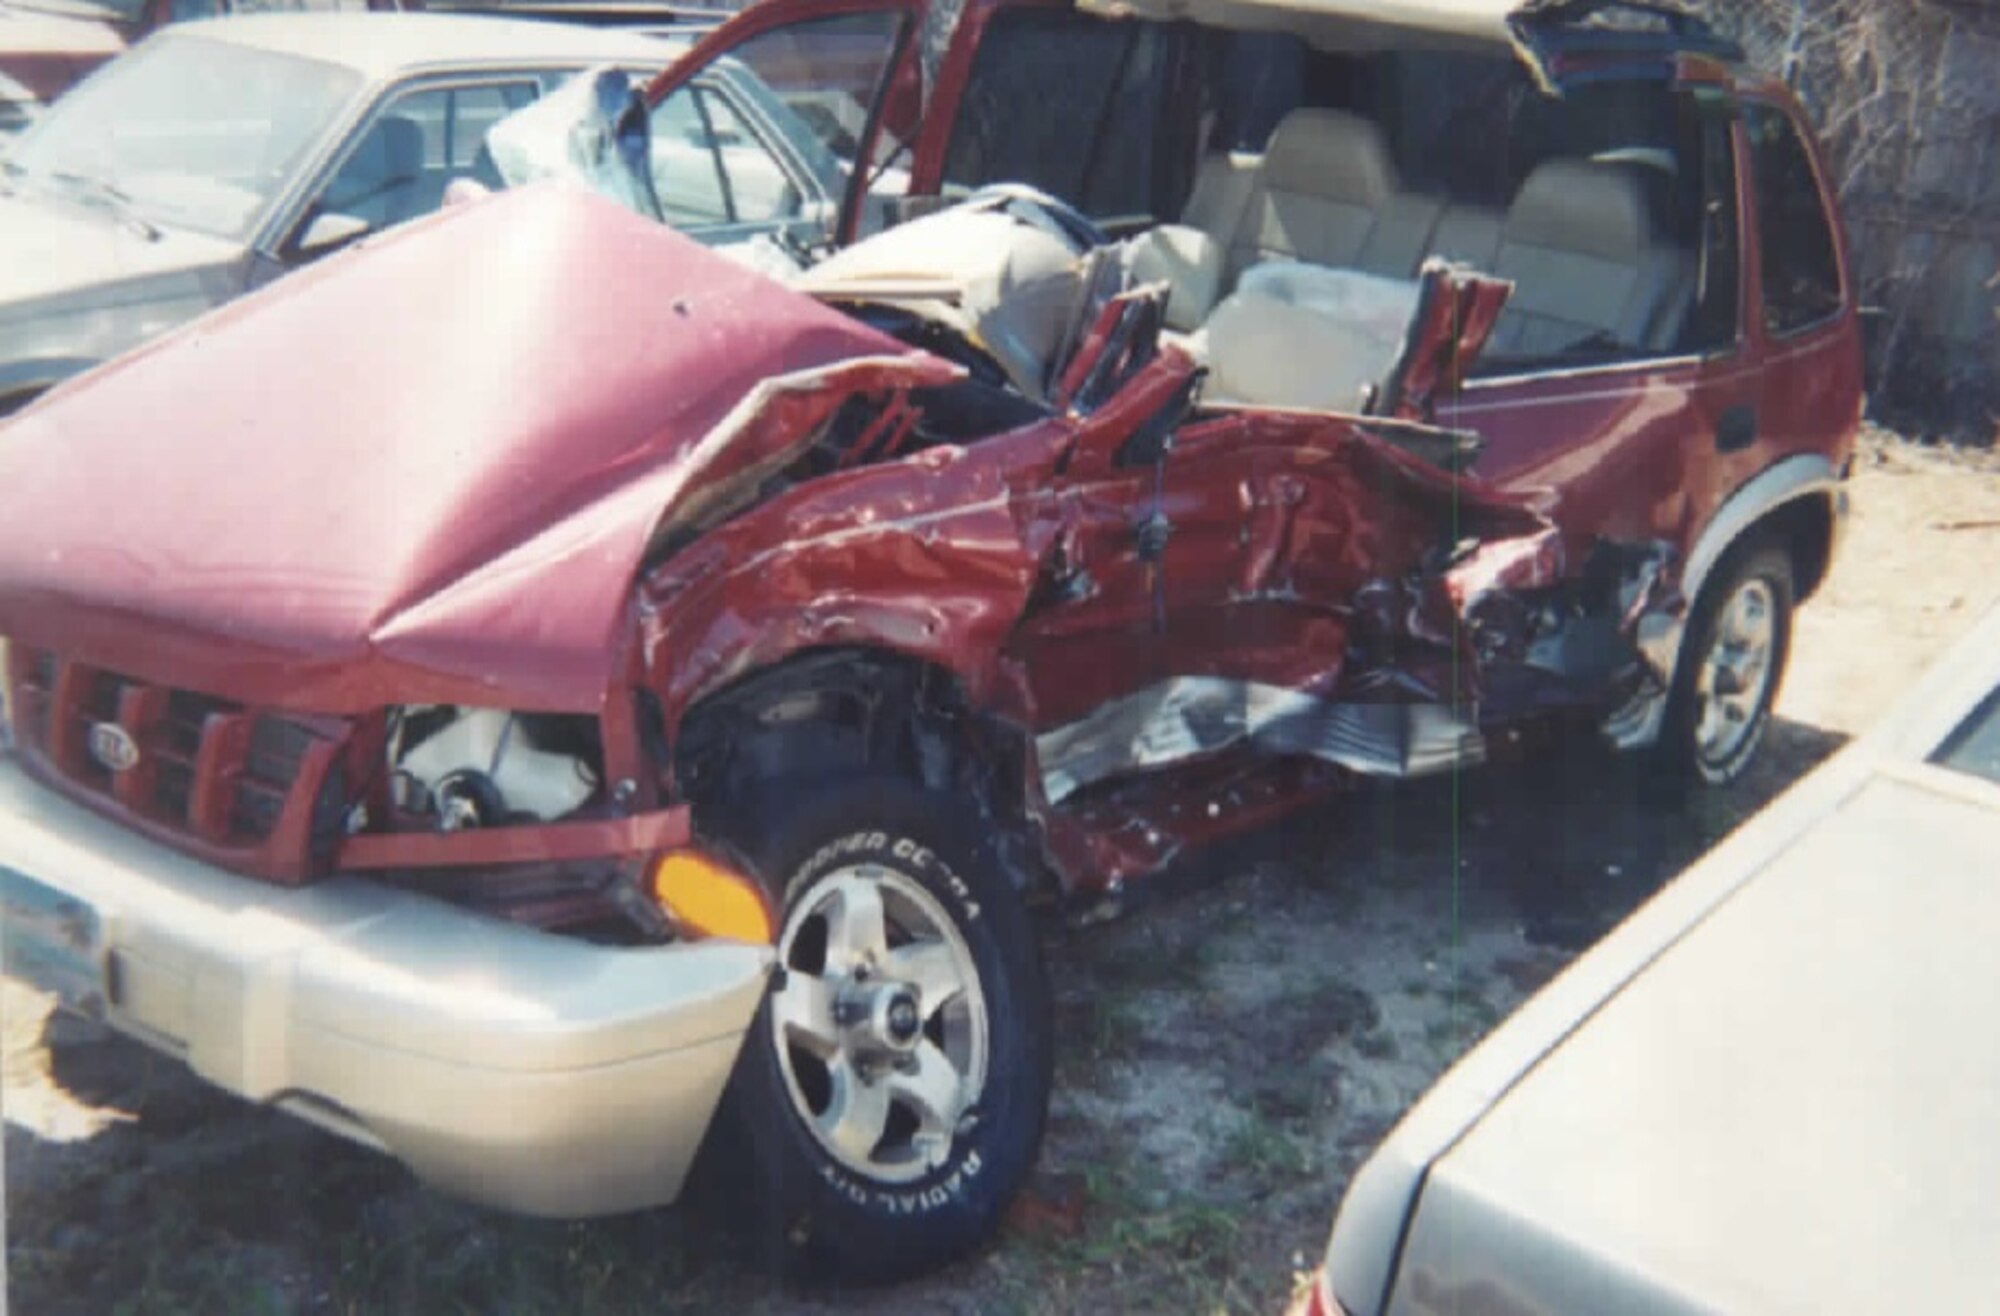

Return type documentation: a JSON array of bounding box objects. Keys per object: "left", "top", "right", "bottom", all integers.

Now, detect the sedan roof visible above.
[{"left": 171, "top": 12, "right": 680, "bottom": 81}]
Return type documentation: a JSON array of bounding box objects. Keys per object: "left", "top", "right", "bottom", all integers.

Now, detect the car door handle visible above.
[{"left": 1716, "top": 406, "right": 1758, "bottom": 454}]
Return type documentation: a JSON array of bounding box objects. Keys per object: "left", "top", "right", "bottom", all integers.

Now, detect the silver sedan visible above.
[
  {"left": 1305, "top": 597, "right": 2000, "bottom": 1315},
  {"left": 0, "top": 12, "right": 836, "bottom": 416}
]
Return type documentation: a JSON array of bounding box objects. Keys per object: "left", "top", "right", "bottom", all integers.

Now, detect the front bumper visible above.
[{"left": 0, "top": 756, "right": 772, "bottom": 1217}]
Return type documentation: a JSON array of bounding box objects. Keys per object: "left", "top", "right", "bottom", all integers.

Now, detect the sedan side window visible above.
[
  {"left": 648, "top": 84, "right": 804, "bottom": 230},
  {"left": 313, "top": 80, "right": 538, "bottom": 240}
]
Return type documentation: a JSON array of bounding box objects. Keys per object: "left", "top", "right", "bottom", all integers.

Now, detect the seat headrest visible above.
[
  {"left": 1506, "top": 159, "right": 1657, "bottom": 262},
  {"left": 353, "top": 115, "right": 425, "bottom": 183},
  {"left": 1263, "top": 108, "right": 1396, "bottom": 208}
]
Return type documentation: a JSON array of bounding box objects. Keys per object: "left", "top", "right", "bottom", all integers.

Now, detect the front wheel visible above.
[
  {"left": 705, "top": 778, "right": 1050, "bottom": 1285},
  {"left": 1661, "top": 542, "right": 1795, "bottom": 787}
]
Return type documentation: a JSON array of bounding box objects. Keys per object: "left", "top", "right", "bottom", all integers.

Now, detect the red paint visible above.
[
  {"left": 0, "top": 185, "right": 956, "bottom": 716},
  {"left": 1382, "top": 264, "right": 1515, "bottom": 422},
  {"left": 1447, "top": 84, "right": 1860, "bottom": 558},
  {"left": 339, "top": 805, "right": 691, "bottom": 871},
  {"left": 639, "top": 0, "right": 927, "bottom": 245},
  {"left": 0, "top": 6, "right": 1859, "bottom": 903}
]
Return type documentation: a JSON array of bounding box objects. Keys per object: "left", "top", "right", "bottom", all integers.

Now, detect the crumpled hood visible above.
[
  {"left": 0, "top": 189, "right": 240, "bottom": 326},
  {"left": 0, "top": 183, "right": 957, "bottom": 713}
]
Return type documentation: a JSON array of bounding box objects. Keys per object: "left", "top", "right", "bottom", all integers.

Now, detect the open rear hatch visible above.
[{"left": 1070, "top": 0, "right": 1742, "bottom": 87}]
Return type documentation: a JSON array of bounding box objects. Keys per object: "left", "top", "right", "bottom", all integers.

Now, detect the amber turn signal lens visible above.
[{"left": 650, "top": 852, "right": 776, "bottom": 945}]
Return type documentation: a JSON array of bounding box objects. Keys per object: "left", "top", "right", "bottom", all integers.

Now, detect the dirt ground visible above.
[{"left": 7, "top": 429, "right": 2000, "bottom": 1315}]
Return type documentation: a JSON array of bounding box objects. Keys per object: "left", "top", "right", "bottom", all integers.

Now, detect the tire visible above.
[
  {"left": 1659, "top": 541, "right": 1795, "bottom": 787},
  {"left": 702, "top": 776, "right": 1051, "bottom": 1285}
]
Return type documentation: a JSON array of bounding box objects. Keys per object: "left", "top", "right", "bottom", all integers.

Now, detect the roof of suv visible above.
[
  {"left": 1071, "top": 0, "right": 1737, "bottom": 65},
  {"left": 1077, "top": 0, "right": 1523, "bottom": 47},
  {"left": 169, "top": 12, "right": 679, "bottom": 81}
]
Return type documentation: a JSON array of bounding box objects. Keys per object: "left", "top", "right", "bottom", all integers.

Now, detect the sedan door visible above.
[
  {"left": 644, "top": 64, "right": 841, "bottom": 249},
  {"left": 260, "top": 72, "right": 545, "bottom": 278}
]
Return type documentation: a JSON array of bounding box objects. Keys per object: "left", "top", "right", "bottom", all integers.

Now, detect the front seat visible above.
[{"left": 322, "top": 114, "right": 427, "bottom": 233}]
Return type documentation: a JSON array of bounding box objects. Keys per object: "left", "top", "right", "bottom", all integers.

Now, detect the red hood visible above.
[{"left": 0, "top": 184, "right": 956, "bottom": 713}]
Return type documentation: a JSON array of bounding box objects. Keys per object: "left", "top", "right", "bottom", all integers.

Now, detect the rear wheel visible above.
[
  {"left": 705, "top": 777, "right": 1050, "bottom": 1285},
  {"left": 1662, "top": 542, "right": 1795, "bottom": 787}
]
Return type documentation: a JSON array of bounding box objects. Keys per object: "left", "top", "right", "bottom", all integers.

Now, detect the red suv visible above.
[{"left": 0, "top": 0, "right": 1859, "bottom": 1287}]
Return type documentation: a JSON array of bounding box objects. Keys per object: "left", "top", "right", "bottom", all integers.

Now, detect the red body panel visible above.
[
  {"left": 0, "top": 184, "right": 956, "bottom": 715},
  {"left": 1450, "top": 82, "right": 1860, "bottom": 550},
  {"left": 0, "top": 3, "right": 1860, "bottom": 900},
  {"left": 637, "top": 421, "right": 1075, "bottom": 732}
]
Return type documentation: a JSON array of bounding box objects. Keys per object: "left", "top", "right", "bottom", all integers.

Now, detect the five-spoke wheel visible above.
[{"left": 770, "top": 863, "right": 989, "bottom": 1183}]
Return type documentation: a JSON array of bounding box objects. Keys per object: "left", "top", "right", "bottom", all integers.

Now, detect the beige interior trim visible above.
[{"left": 1075, "top": 0, "right": 1521, "bottom": 52}]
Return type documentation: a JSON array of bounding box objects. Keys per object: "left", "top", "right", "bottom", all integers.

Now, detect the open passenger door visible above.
[
  {"left": 643, "top": 0, "right": 930, "bottom": 248},
  {"left": 1057, "top": 0, "right": 1742, "bottom": 90}
]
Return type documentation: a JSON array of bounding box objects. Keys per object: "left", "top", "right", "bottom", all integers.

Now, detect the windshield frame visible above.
[{"left": 3, "top": 31, "right": 367, "bottom": 243}]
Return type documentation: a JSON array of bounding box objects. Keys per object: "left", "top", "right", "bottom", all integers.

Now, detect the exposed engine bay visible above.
[{"left": 388, "top": 707, "right": 603, "bottom": 831}]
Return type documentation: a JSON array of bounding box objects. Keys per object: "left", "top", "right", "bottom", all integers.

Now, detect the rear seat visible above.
[
  {"left": 1133, "top": 109, "right": 1415, "bottom": 332},
  {"left": 1123, "top": 110, "right": 1693, "bottom": 409},
  {"left": 1484, "top": 158, "right": 1693, "bottom": 360},
  {"left": 1170, "top": 109, "right": 1437, "bottom": 408},
  {"left": 1226, "top": 108, "right": 1401, "bottom": 280}
]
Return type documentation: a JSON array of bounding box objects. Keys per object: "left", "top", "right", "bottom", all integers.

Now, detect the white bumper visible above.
[{"left": 0, "top": 756, "right": 772, "bottom": 1217}]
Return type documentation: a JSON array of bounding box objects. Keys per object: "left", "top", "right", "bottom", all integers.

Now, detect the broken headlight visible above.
[{"left": 386, "top": 706, "right": 602, "bottom": 831}]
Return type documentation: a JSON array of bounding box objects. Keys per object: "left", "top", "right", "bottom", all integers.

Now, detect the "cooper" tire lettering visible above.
[{"left": 806, "top": 831, "right": 891, "bottom": 874}]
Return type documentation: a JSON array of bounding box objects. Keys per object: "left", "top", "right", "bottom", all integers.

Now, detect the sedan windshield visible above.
[
  {"left": 3, "top": 34, "right": 360, "bottom": 241},
  {"left": 1934, "top": 689, "right": 2000, "bottom": 787}
]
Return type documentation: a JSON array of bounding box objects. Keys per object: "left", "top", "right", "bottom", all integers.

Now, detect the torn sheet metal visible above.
[
  {"left": 0, "top": 186, "right": 957, "bottom": 714},
  {"left": 485, "top": 66, "right": 663, "bottom": 221},
  {"left": 1376, "top": 259, "right": 1514, "bottom": 422},
  {"left": 638, "top": 423, "right": 1074, "bottom": 733},
  {"left": 1454, "top": 536, "right": 1680, "bottom": 720},
  {"left": 1037, "top": 676, "right": 1482, "bottom": 803}
]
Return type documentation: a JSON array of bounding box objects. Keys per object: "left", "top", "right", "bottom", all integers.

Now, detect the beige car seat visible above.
[{"left": 1485, "top": 158, "right": 1693, "bottom": 360}]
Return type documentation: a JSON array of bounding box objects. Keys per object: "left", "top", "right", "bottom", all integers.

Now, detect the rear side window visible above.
[
  {"left": 1744, "top": 102, "right": 1843, "bottom": 334},
  {"left": 942, "top": 11, "right": 1179, "bottom": 222}
]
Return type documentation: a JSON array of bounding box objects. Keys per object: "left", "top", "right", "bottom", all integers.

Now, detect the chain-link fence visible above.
[{"left": 1703, "top": 0, "right": 1998, "bottom": 441}]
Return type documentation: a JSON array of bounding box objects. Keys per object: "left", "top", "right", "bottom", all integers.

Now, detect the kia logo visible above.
[{"left": 87, "top": 723, "right": 140, "bottom": 774}]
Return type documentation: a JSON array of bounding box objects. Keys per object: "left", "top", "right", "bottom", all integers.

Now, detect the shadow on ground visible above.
[{"left": 6, "top": 718, "right": 1848, "bottom": 1316}]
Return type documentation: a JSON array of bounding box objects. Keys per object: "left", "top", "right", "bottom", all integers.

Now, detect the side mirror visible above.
[{"left": 295, "top": 210, "right": 370, "bottom": 258}]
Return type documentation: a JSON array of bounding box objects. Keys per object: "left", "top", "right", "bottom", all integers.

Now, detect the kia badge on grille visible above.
[{"left": 87, "top": 723, "right": 140, "bottom": 774}]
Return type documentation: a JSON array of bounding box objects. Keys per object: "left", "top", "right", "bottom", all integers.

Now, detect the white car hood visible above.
[
  {"left": 1398, "top": 767, "right": 2000, "bottom": 1315},
  {"left": 0, "top": 189, "right": 241, "bottom": 314}
]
